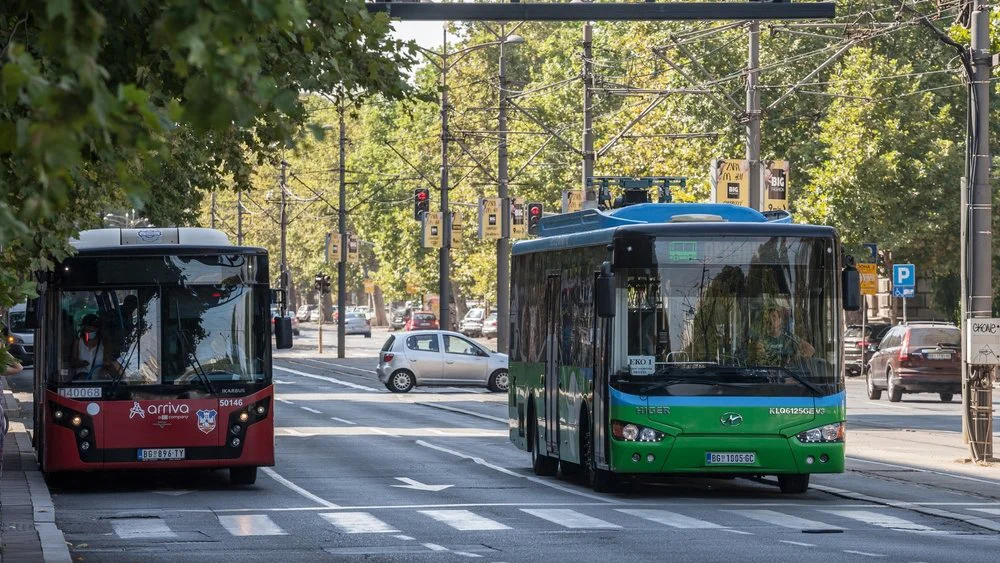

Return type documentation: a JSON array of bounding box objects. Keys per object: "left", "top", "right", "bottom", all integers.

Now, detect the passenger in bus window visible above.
[{"left": 748, "top": 303, "right": 814, "bottom": 366}]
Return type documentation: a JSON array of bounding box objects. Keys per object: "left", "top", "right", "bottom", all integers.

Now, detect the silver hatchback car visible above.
[{"left": 376, "top": 331, "right": 509, "bottom": 393}]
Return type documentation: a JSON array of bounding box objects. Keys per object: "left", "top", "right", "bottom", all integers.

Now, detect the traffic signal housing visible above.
[
  {"left": 414, "top": 188, "right": 430, "bottom": 220},
  {"left": 527, "top": 202, "right": 543, "bottom": 235}
]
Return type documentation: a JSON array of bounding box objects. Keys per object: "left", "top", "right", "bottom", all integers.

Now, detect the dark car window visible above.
[
  {"left": 381, "top": 336, "right": 395, "bottom": 352},
  {"left": 880, "top": 328, "right": 900, "bottom": 348},
  {"left": 910, "top": 327, "right": 961, "bottom": 347},
  {"left": 415, "top": 314, "right": 436, "bottom": 321},
  {"left": 870, "top": 325, "right": 892, "bottom": 340},
  {"left": 845, "top": 326, "right": 866, "bottom": 339},
  {"left": 407, "top": 334, "right": 440, "bottom": 352}
]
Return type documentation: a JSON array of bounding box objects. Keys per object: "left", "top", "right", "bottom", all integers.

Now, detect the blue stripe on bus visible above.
[{"left": 610, "top": 388, "right": 846, "bottom": 408}]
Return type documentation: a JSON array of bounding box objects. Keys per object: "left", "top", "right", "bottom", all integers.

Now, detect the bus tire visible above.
[
  {"left": 529, "top": 405, "right": 558, "bottom": 477},
  {"left": 777, "top": 474, "right": 810, "bottom": 494},
  {"left": 230, "top": 466, "right": 258, "bottom": 485},
  {"left": 388, "top": 370, "right": 415, "bottom": 393},
  {"left": 581, "top": 412, "right": 617, "bottom": 493}
]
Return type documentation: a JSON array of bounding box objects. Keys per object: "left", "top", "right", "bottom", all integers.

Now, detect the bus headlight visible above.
[
  {"left": 71, "top": 416, "right": 82, "bottom": 427},
  {"left": 239, "top": 411, "right": 249, "bottom": 422},
  {"left": 611, "top": 421, "right": 664, "bottom": 442},
  {"left": 255, "top": 405, "right": 266, "bottom": 416},
  {"left": 796, "top": 422, "right": 845, "bottom": 443},
  {"left": 79, "top": 428, "right": 90, "bottom": 439},
  {"left": 54, "top": 410, "right": 64, "bottom": 421}
]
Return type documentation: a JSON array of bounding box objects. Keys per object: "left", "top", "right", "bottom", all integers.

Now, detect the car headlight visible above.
[
  {"left": 611, "top": 421, "right": 664, "bottom": 442},
  {"left": 796, "top": 422, "right": 845, "bottom": 443}
]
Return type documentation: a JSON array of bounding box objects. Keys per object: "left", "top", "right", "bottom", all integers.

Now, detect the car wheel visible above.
[
  {"left": 365, "top": 332, "right": 371, "bottom": 339},
  {"left": 388, "top": 370, "right": 415, "bottom": 393},
  {"left": 487, "top": 370, "right": 509, "bottom": 393},
  {"left": 888, "top": 368, "right": 903, "bottom": 403},
  {"left": 866, "top": 370, "right": 882, "bottom": 400},
  {"left": 939, "top": 393, "right": 954, "bottom": 403},
  {"left": 777, "top": 474, "right": 810, "bottom": 494},
  {"left": 293, "top": 329, "right": 300, "bottom": 336}
]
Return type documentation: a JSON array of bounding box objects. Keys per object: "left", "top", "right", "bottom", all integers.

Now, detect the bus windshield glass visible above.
[
  {"left": 53, "top": 285, "right": 267, "bottom": 387},
  {"left": 619, "top": 236, "right": 839, "bottom": 396}
]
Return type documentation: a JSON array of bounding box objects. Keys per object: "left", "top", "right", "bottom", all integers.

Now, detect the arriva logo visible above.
[
  {"left": 128, "top": 402, "right": 190, "bottom": 419},
  {"left": 129, "top": 401, "right": 146, "bottom": 419},
  {"left": 720, "top": 412, "right": 743, "bottom": 427}
]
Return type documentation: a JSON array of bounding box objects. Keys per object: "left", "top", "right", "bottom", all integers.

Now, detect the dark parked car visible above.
[
  {"left": 845, "top": 323, "right": 892, "bottom": 377},
  {"left": 390, "top": 308, "right": 411, "bottom": 331},
  {"left": 866, "top": 322, "right": 961, "bottom": 403}
]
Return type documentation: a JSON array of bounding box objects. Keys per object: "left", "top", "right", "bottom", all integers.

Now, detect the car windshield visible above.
[
  {"left": 845, "top": 326, "right": 868, "bottom": 338},
  {"left": 466, "top": 310, "right": 484, "bottom": 320},
  {"left": 8, "top": 309, "right": 27, "bottom": 333}
]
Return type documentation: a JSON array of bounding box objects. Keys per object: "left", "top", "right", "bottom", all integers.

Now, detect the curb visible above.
[{"left": 1, "top": 382, "right": 72, "bottom": 563}]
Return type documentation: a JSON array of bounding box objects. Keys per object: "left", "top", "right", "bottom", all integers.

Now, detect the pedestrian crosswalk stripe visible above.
[
  {"left": 822, "top": 510, "right": 936, "bottom": 532},
  {"left": 218, "top": 515, "right": 287, "bottom": 536},
  {"left": 969, "top": 508, "right": 1000, "bottom": 516},
  {"left": 321, "top": 512, "right": 398, "bottom": 534},
  {"left": 420, "top": 510, "right": 511, "bottom": 531},
  {"left": 521, "top": 509, "right": 621, "bottom": 529},
  {"left": 728, "top": 510, "right": 842, "bottom": 531},
  {"left": 616, "top": 509, "right": 725, "bottom": 529},
  {"left": 111, "top": 518, "right": 177, "bottom": 539}
]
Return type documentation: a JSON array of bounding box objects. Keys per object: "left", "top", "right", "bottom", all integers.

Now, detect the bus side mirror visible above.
[
  {"left": 274, "top": 316, "right": 293, "bottom": 349},
  {"left": 842, "top": 258, "right": 861, "bottom": 312},
  {"left": 597, "top": 262, "right": 616, "bottom": 318},
  {"left": 24, "top": 298, "right": 39, "bottom": 330}
]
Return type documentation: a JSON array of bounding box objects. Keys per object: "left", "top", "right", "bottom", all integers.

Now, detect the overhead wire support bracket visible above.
[{"left": 365, "top": 3, "right": 836, "bottom": 22}]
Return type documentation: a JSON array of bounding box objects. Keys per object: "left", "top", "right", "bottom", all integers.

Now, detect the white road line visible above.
[
  {"left": 300, "top": 406, "right": 322, "bottom": 414},
  {"left": 415, "top": 440, "right": 621, "bottom": 504},
  {"left": 111, "top": 518, "right": 177, "bottom": 539},
  {"left": 275, "top": 397, "right": 295, "bottom": 404},
  {"left": 274, "top": 380, "right": 294, "bottom": 384},
  {"left": 420, "top": 509, "right": 511, "bottom": 531},
  {"left": 823, "top": 510, "right": 936, "bottom": 532},
  {"left": 616, "top": 509, "right": 725, "bottom": 529},
  {"left": 721, "top": 529, "right": 754, "bottom": 535},
  {"left": 322, "top": 512, "right": 398, "bottom": 534},
  {"left": 331, "top": 417, "right": 357, "bottom": 425},
  {"left": 274, "top": 365, "right": 379, "bottom": 392},
  {"left": 416, "top": 402, "right": 509, "bottom": 423},
  {"left": 218, "top": 514, "right": 288, "bottom": 536},
  {"left": 261, "top": 467, "right": 340, "bottom": 508},
  {"left": 423, "top": 543, "right": 450, "bottom": 552},
  {"left": 521, "top": 509, "right": 621, "bottom": 529},
  {"left": 394, "top": 535, "right": 415, "bottom": 541},
  {"left": 297, "top": 358, "right": 378, "bottom": 375},
  {"left": 843, "top": 550, "right": 886, "bottom": 558},
  {"left": 728, "top": 510, "right": 842, "bottom": 531},
  {"left": 970, "top": 508, "right": 1000, "bottom": 515},
  {"left": 453, "top": 551, "right": 483, "bottom": 559},
  {"left": 779, "top": 540, "right": 816, "bottom": 547}
]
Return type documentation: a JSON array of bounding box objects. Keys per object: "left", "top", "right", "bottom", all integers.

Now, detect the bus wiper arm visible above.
[
  {"left": 746, "top": 366, "right": 823, "bottom": 397},
  {"left": 639, "top": 376, "right": 746, "bottom": 395},
  {"left": 177, "top": 329, "right": 217, "bottom": 395}
]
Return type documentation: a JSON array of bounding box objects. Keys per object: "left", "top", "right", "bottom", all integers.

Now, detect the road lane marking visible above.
[
  {"left": 395, "top": 535, "right": 415, "bottom": 541},
  {"left": 261, "top": 467, "right": 340, "bottom": 508},
  {"left": 843, "top": 550, "right": 886, "bottom": 558},
  {"left": 321, "top": 512, "right": 398, "bottom": 533},
  {"left": 420, "top": 509, "right": 511, "bottom": 531},
  {"left": 218, "top": 515, "right": 287, "bottom": 536},
  {"left": 822, "top": 510, "right": 936, "bottom": 532},
  {"left": 416, "top": 402, "right": 508, "bottom": 423},
  {"left": 727, "top": 510, "right": 842, "bottom": 531},
  {"left": 331, "top": 417, "right": 356, "bottom": 425},
  {"left": 521, "top": 508, "right": 620, "bottom": 529},
  {"left": 300, "top": 406, "right": 322, "bottom": 414},
  {"left": 970, "top": 508, "right": 1000, "bottom": 515},
  {"left": 275, "top": 397, "right": 295, "bottom": 405},
  {"left": 779, "top": 540, "right": 815, "bottom": 547},
  {"left": 847, "top": 457, "right": 1000, "bottom": 486},
  {"left": 296, "top": 358, "right": 378, "bottom": 375},
  {"left": 415, "top": 440, "right": 621, "bottom": 504},
  {"left": 111, "top": 518, "right": 176, "bottom": 539},
  {"left": 720, "top": 529, "right": 754, "bottom": 535},
  {"left": 616, "top": 509, "right": 724, "bottom": 529},
  {"left": 274, "top": 365, "right": 379, "bottom": 392},
  {"left": 423, "top": 543, "right": 449, "bottom": 551}
]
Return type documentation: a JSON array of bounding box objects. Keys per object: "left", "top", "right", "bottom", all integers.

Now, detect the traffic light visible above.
[
  {"left": 527, "top": 202, "right": 543, "bottom": 235},
  {"left": 414, "top": 188, "right": 430, "bottom": 220},
  {"left": 314, "top": 273, "right": 331, "bottom": 294},
  {"left": 322, "top": 274, "right": 331, "bottom": 294},
  {"left": 314, "top": 273, "right": 324, "bottom": 291}
]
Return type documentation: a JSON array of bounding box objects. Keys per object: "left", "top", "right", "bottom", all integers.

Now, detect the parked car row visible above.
[{"left": 857, "top": 321, "right": 962, "bottom": 403}]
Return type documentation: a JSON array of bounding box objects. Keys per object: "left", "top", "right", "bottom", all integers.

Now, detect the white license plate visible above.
[
  {"left": 137, "top": 448, "right": 185, "bottom": 461},
  {"left": 927, "top": 352, "right": 952, "bottom": 360},
  {"left": 706, "top": 452, "right": 756, "bottom": 465}
]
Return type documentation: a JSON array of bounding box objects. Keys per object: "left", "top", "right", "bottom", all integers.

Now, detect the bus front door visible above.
[{"left": 543, "top": 274, "right": 561, "bottom": 457}]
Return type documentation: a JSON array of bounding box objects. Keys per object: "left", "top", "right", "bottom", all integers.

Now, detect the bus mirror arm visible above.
[
  {"left": 596, "top": 261, "right": 616, "bottom": 319},
  {"left": 841, "top": 256, "right": 861, "bottom": 312}
]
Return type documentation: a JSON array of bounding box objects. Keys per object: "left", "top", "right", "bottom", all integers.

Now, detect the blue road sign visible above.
[
  {"left": 893, "top": 264, "right": 915, "bottom": 289},
  {"left": 892, "top": 287, "right": 915, "bottom": 298},
  {"left": 862, "top": 243, "right": 878, "bottom": 263}
]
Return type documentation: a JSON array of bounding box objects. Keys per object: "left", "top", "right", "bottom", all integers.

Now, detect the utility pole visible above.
[
  {"left": 964, "top": 1, "right": 994, "bottom": 461},
  {"left": 582, "top": 22, "right": 595, "bottom": 208},
  {"left": 236, "top": 191, "right": 244, "bottom": 245},
  {"left": 279, "top": 161, "right": 289, "bottom": 316},
  {"left": 338, "top": 104, "right": 347, "bottom": 359},
  {"left": 439, "top": 25, "right": 453, "bottom": 332},
  {"left": 497, "top": 31, "right": 511, "bottom": 353},
  {"left": 746, "top": 20, "right": 762, "bottom": 211},
  {"left": 210, "top": 191, "right": 217, "bottom": 229}
]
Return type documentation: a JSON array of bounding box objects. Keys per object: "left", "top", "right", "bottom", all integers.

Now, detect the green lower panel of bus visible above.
[{"left": 607, "top": 435, "right": 845, "bottom": 474}]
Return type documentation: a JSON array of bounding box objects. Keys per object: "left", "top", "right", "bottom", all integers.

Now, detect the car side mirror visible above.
[
  {"left": 274, "top": 317, "right": 293, "bottom": 349},
  {"left": 24, "top": 297, "right": 39, "bottom": 330},
  {"left": 596, "top": 262, "right": 616, "bottom": 319},
  {"left": 842, "top": 257, "right": 861, "bottom": 312}
]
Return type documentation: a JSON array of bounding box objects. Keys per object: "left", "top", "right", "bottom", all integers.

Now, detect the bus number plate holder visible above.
[
  {"left": 138, "top": 448, "right": 186, "bottom": 461},
  {"left": 705, "top": 452, "right": 755, "bottom": 465}
]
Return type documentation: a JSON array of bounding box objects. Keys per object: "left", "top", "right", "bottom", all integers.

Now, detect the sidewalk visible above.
[{"left": 0, "top": 380, "right": 69, "bottom": 563}]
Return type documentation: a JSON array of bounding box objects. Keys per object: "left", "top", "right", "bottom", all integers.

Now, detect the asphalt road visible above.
[{"left": 9, "top": 327, "right": 1000, "bottom": 562}]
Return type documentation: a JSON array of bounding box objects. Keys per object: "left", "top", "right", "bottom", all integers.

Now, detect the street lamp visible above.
[{"left": 497, "top": 32, "right": 525, "bottom": 353}]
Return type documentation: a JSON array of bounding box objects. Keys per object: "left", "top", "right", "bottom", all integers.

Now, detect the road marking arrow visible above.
[{"left": 391, "top": 477, "right": 453, "bottom": 492}]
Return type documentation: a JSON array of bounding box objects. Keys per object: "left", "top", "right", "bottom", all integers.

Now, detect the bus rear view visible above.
[{"left": 32, "top": 228, "right": 283, "bottom": 485}]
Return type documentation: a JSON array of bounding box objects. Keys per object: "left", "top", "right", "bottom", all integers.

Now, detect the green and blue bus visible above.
[{"left": 508, "top": 202, "right": 859, "bottom": 493}]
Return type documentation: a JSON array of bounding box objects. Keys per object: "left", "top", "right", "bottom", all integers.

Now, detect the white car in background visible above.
[
  {"left": 344, "top": 312, "right": 372, "bottom": 338},
  {"left": 482, "top": 312, "right": 498, "bottom": 339},
  {"left": 376, "top": 331, "right": 508, "bottom": 393}
]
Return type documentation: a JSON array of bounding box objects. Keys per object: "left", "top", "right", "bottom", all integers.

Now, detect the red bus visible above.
[{"left": 28, "top": 228, "right": 291, "bottom": 484}]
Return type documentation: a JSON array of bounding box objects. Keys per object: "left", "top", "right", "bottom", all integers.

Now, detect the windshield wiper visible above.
[
  {"left": 637, "top": 376, "right": 749, "bottom": 396},
  {"left": 744, "top": 366, "right": 823, "bottom": 397},
  {"left": 176, "top": 329, "right": 217, "bottom": 396}
]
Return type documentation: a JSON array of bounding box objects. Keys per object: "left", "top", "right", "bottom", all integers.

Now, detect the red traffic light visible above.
[
  {"left": 529, "top": 206, "right": 541, "bottom": 216},
  {"left": 416, "top": 191, "right": 428, "bottom": 201}
]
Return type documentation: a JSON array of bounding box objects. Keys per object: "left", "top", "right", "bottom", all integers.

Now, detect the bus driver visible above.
[
  {"left": 70, "top": 314, "right": 120, "bottom": 380},
  {"left": 749, "top": 303, "right": 815, "bottom": 367}
]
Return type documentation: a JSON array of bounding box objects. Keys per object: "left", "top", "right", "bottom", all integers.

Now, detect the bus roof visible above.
[
  {"left": 513, "top": 203, "right": 833, "bottom": 256},
  {"left": 71, "top": 228, "right": 232, "bottom": 250}
]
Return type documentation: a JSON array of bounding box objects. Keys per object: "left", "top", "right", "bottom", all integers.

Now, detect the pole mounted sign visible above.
[
  {"left": 762, "top": 160, "right": 789, "bottom": 211},
  {"left": 710, "top": 159, "right": 750, "bottom": 207},
  {"left": 967, "top": 319, "right": 1000, "bottom": 365},
  {"left": 891, "top": 264, "right": 915, "bottom": 298},
  {"left": 479, "top": 198, "right": 501, "bottom": 240},
  {"left": 857, "top": 263, "right": 877, "bottom": 296}
]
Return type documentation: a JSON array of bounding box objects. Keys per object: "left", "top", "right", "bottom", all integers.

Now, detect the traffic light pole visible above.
[
  {"left": 497, "top": 35, "right": 511, "bottom": 353},
  {"left": 338, "top": 104, "right": 347, "bottom": 359},
  {"left": 439, "top": 26, "right": 452, "bottom": 333},
  {"left": 746, "top": 20, "right": 761, "bottom": 211},
  {"left": 279, "top": 160, "right": 289, "bottom": 316},
  {"left": 581, "top": 22, "right": 595, "bottom": 208}
]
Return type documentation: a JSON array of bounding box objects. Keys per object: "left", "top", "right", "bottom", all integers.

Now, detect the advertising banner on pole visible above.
[
  {"left": 423, "top": 212, "right": 443, "bottom": 248},
  {"left": 710, "top": 159, "right": 750, "bottom": 207},
  {"left": 328, "top": 234, "right": 342, "bottom": 263},
  {"left": 562, "top": 189, "right": 584, "bottom": 213},
  {"left": 762, "top": 159, "right": 789, "bottom": 211},
  {"left": 451, "top": 211, "right": 464, "bottom": 249},
  {"left": 511, "top": 197, "right": 526, "bottom": 239},
  {"left": 479, "top": 197, "right": 501, "bottom": 240},
  {"left": 347, "top": 233, "right": 359, "bottom": 263}
]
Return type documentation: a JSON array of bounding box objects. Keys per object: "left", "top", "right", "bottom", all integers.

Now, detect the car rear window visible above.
[
  {"left": 845, "top": 326, "right": 867, "bottom": 338},
  {"left": 415, "top": 314, "right": 435, "bottom": 321},
  {"left": 381, "top": 336, "right": 395, "bottom": 352},
  {"left": 347, "top": 313, "right": 365, "bottom": 319},
  {"left": 910, "top": 327, "right": 961, "bottom": 347}
]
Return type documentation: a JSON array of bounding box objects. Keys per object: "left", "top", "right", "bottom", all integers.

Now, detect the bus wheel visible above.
[
  {"left": 581, "top": 414, "right": 617, "bottom": 493},
  {"left": 529, "top": 413, "right": 558, "bottom": 477},
  {"left": 230, "top": 466, "right": 258, "bottom": 485},
  {"left": 777, "top": 474, "right": 809, "bottom": 494}
]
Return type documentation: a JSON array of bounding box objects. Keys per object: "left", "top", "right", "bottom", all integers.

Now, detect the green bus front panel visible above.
[{"left": 605, "top": 388, "right": 845, "bottom": 475}]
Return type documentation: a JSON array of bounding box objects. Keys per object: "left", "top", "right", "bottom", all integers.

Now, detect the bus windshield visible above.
[
  {"left": 53, "top": 285, "right": 267, "bottom": 387},
  {"left": 618, "top": 236, "right": 839, "bottom": 395}
]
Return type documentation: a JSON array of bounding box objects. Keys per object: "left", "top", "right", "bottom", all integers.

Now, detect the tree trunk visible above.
[
  {"left": 373, "top": 287, "right": 388, "bottom": 327},
  {"left": 322, "top": 290, "right": 332, "bottom": 323}
]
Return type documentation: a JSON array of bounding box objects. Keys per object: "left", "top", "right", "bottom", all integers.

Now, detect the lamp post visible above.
[{"left": 497, "top": 32, "right": 524, "bottom": 353}]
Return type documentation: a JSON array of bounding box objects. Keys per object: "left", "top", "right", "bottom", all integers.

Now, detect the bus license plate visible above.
[
  {"left": 706, "top": 452, "right": 755, "bottom": 465},
  {"left": 138, "top": 448, "right": 185, "bottom": 461}
]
